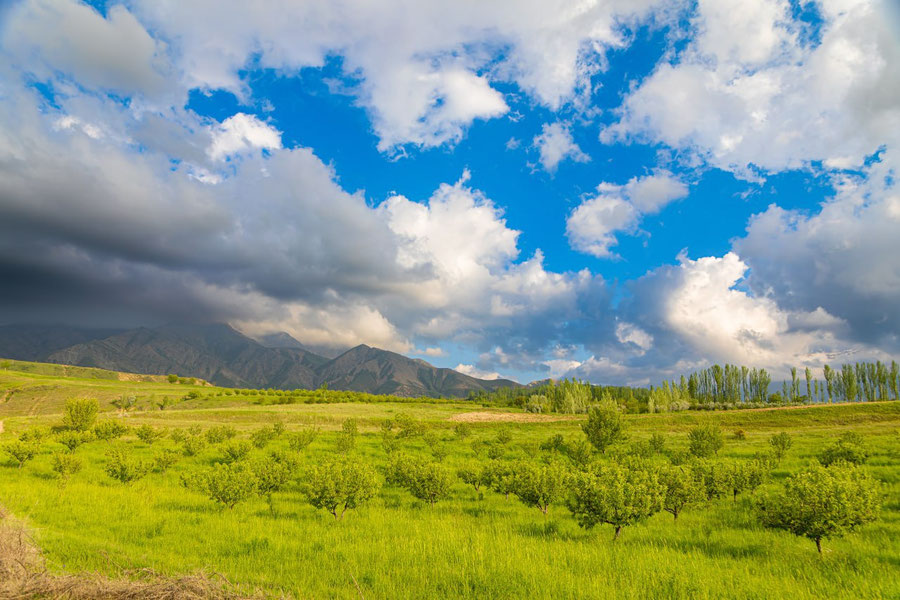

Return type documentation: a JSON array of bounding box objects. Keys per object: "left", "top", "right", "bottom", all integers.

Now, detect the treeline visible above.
[
  {"left": 652, "top": 360, "right": 900, "bottom": 412},
  {"left": 468, "top": 379, "right": 649, "bottom": 414}
]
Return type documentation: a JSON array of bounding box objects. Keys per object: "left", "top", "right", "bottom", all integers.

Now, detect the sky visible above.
[{"left": 0, "top": 0, "right": 898, "bottom": 386}]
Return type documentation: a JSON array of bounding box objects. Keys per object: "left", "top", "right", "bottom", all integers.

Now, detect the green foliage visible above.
[
  {"left": 5, "top": 440, "right": 39, "bottom": 468},
  {"left": 221, "top": 440, "right": 252, "bottom": 463},
  {"left": 689, "top": 460, "right": 731, "bottom": 501},
  {"left": 818, "top": 432, "right": 869, "bottom": 466},
  {"left": 153, "top": 448, "right": 181, "bottom": 472},
  {"left": 181, "top": 434, "right": 207, "bottom": 457},
  {"left": 134, "top": 424, "right": 164, "bottom": 445},
  {"left": 18, "top": 428, "right": 46, "bottom": 443},
  {"left": 182, "top": 463, "right": 258, "bottom": 510},
  {"left": 757, "top": 463, "right": 881, "bottom": 552},
  {"left": 485, "top": 460, "right": 516, "bottom": 499},
  {"left": 568, "top": 463, "right": 664, "bottom": 539},
  {"left": 335, "top": 418, "right": 358, "bottom": 452},
  {"left": 62, "top": 398, "right": 99, "bottom": 432},
  {"left": 287, "top": 428, "right": 319, "bottom": 452},
  {"left": 394, "top": 412, "right": 424, "bottom": 438},
  {"left": 94, "top": 420, "right": 129, "bottom": 441},
  {"left": 251, "top": 452, "right": 299, "bottom": 512},
  {"left": 104, "top": 447, "right": 149, "bottom": 484},
  {"left": 659, "top": 465, "right": 702, "bottom": 521},
  {"left": 454, "top": 422, "right": 472, "bottom": 439},
  {"left": 457, "top": 463, "right": 491, "bottom": 492},
  {"left": 56, "top": 430, "right": 94, "bottom": 452},
  {"left": 404, "top": 460, "right": 453, "bottom": 506},
  {"left": 582, "top": 405, "right": 625, "bottom": 453},
  {"left": 648, "top": 432, "right": 667, "bottom": 454},
  {"left": 167, "top": 374, "right": 178, "bottom": 383},
  {"left": 494, "top": 428, "right": 513, "bottom": 445},
  {"left": 205, "top": 425, "right": 238, "bottom": 444},
  {"left": 510, "top": 460, "right": 568, "bottom": 515},
  {"left": 51, "top": 452, "right": 82, "bottom": 486},
  {"left": 723, "top": 459, "right": 769, "bottom": 501},
  {"left": 769, "top": 432, "right": 793, "bottom": 460},
  {"left": 156, "top": 396, "right": 176, "bottom": 410},
  {"left": 303, "top": 457, "right": 378, "bottom": 518},
  {"left": 732, "top": 429, "right": 746, "bottom": 440},
  {"left": 111, "top": 393, "right": 136, "bottom": 415},
  {"left": 688, "top": 424, "right": 725, "bottom": 458}
]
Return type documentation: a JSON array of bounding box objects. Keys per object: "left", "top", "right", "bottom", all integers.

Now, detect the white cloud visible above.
[
  {"left": 605, "top": 0, "right": 900, "bottom": 175},
  {"left": 208, "top": 113, "right": 282, "bottom": 161},
  {"left": 566, "top": 171, "right": 687, "bottom": 258},
  {"left": 533, "top": 122, "right": 590, "bottom": 172},
  {"left": 454, "top": 363, "right": 502, "bottom": 380},
  {"left": 422, "top": 347, "right": 446, "bottom": 357},
  {"left": 615, "top": 321, "right": 653, "bottom": 353}
]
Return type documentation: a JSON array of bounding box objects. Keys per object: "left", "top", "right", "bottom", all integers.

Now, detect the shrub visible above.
[
  {"left": 18, "top": 428, "right": 46, "bottom": 443},
  {"left": 335, "top": 419, "right": 357, "bottom": 453},
  {"left": 494, "top": 429, "right": 513, "bottom": 445},
  {"left": 688, "top": 424, "right": 725, "bottom": 458},
  {"left": 205, "top": 425, "right": 238, "bottom": 445},
  {"left": 394, "top": 413, "right": 424, "bottom": 438},
  {"left": 510, "top": 461, "right": 568, "bottom": 515},
  {"left": 724, "top": 460, "right": 769, "bottom": 501},
  {"left": 181, "top": 435, "right": 207, "bottom": 457},
  {"left": 454, "top": 423, "right": 472, "bottom": 439},
  {"left": 167, "top": 374, "right": 178, "bottom": 383},
  {"left": 648, "top": 432, "right": 667, "bottom": 454},
  {"left": 303, "top": 458, "right": 378, "bottom": 519},
  {"left": 104, "top": 448, "right": 149, "bottom": 484},
  {"left": 287, "top": 428, "right": 319, "bottom": 452},
  {"left": 5, "top": 440, "right": 38, "bottom": 468},
  {"left": 564, "top": 439, "right": 594, "bottom": 470},
  {"left": 582, "top": 405, "right": 625, "bottom": 453},
  {"left": 135, "top": 424, "right": 164, "bottom": 445},
  {"left": 540, "top": 434, "right": 566, "bottom": 454},
  {"left": 156, "top": 396, "right": 176, "bottom": 411},
  {"left": 757, "top": 463, "right": 880, "bottom": 552},
  {"left": 733, "top": 429, "right": 747, "bottom": 441},
  {"left": 818, "top": 433, "right": 868, "bottom": 466},
  {"left": 56, "top": 430, "right": 94, "bottom": 453},
  {"left": 252, "top": 426, "right": 278, "bottom": 449},
  {"left": 153, "top": 449, "right": 181, "bottom": 472},
  {"left": 182, "top": 463, "right": 258, "bottom": 510},
  {"left": 486, "top": 461, "right": 516, "bottom": 499},
  {"left": 94, "top": 421, "right": 129, "bottom": 441},
  {"left": 568, "top": 463, "right": 663, "bottom": 540},
  {"left": 62, "top": 398, "right": 99, "bottom": 432},
  {"left": 659, "top": 465, "right": 701, "bottom": 521},
  {"left": 221, "top": 440, "right": 252, "bottom": 464},
  {"left": 51, "top": 452, "right": 82, "bottom": 486},
  {"left": 769, "top": 432, "right": 793, "bottom": 460},
  {"left": 170, "top": 429, "right": 187, "bottom": 443}
]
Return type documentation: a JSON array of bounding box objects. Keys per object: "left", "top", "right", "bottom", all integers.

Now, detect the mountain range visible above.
[{"left": 0, "top": 323, "right": 520, "bottom": 397}]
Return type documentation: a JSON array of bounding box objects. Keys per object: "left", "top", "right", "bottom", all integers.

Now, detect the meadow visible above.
[{"left": 1, "top": 361, "right": 899, "bottom": 599}]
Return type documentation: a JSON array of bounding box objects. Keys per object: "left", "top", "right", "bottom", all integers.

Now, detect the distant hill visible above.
[{"left": 0, "top": 323, "right": 519, "bottom": 397}]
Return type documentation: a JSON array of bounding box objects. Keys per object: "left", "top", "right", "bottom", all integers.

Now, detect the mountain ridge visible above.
[{"left": 0, "top": 323, "right": 519, "bottom": 397}]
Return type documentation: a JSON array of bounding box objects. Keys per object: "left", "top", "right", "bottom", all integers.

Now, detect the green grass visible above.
[{"left": 1, "top": 363, "right": 899, "bottom": 598}]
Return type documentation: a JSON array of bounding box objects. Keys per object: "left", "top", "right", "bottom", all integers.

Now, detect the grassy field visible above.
[{"left": 1, "top": 362, "right": 899, "bottom": 599}]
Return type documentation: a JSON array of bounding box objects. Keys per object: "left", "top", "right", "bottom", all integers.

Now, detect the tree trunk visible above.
[
  {"left": 816, "top": 538, "right": 822, "bottom": 554},
  {"left": 613, "top": 526, "right": 622, "bottom": 541}
]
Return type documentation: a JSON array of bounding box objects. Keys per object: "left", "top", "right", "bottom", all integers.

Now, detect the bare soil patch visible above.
[{"left": 448, "top": 411, "right": 578, "bottom": 423}]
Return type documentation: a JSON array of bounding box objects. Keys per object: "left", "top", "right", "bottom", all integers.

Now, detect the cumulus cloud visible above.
[
  {"left": 605, "top": 0, "right": 900, "bottom": 175},
  {"left": 566, "top": 171, "right": 688, "bottom": 257},
  {"left": 533, "top": 122, "right": 590, "bottom": 172},
  {"left": 208, "top": 113, "right": 282, "bottom": 161},
  {"left": 454, "top": 363, "right": 503, "bottom": 381}
]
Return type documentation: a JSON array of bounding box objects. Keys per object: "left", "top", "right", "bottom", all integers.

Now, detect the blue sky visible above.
[{"left": 0, "top": 0, "right": 898, "bottom": 385}]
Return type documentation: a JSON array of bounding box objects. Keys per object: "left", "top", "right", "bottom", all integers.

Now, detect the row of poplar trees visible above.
[{"left": 656, "top": 360, "right": 900, "bottom": 405}]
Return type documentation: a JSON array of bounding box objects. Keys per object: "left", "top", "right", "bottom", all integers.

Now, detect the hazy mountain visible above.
[
  {"left": 1, "top": 323, "right": 519, "bottom": 397},
  {"left": 0, "top": 324, "right": 122, "bottom": 361}
]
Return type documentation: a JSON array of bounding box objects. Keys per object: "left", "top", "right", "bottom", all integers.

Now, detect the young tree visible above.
[
  {"left": 688, "top": 424, "right": 724, "bottom": 458},
  {"left": 251, "top": 425, "right": 278, "bottom": 449},
  {"left": 568, "top": 463, "right": 663, "bottom": 540},
  {"left": 510, "top": 461, "right": 568, "bottom": 515},
  {"left": 659, "top": 465, "right": 702, "bottom": 521},
  {"left": 405, "top": 461, "right": 453, "bottom": 506},
  {"left": 287, "top": 428, "right": 319, "bottom": 452},
  {"left": 757, "top": 463, "right": 880, "bottom": 553},
  {"left": 153, "top": 448, "right": 181, "bottom": 472},
  {"left": 111, "top": 393, "right": 136, "bottom": 416},
  {"left": 582, "top": 405, "right": 625, "bottom": 454},
  {"left": 818, "top": 432, "right": 869, "bottom": 466},
  {"left": 62, "top": 398, "right": 99, "bottom": 432},
  {"left": 689, "top": 460, "right": 731, "bottom": 501},
  {"left": 4, "top": 440, "right": 39, "bottom": 468},
  {"left": 104, "top": 447, "right": 149, "bottom": 484},
  {"left": 205, "top": 425, "right": 238, "bottom": 445},
  {"left": 251, "top": 452, "right": 299, "bottom": 514},
  {"left": 94, "top": 420, "right": 129, "bottom": 441},
  {"left": 56, "top": 430, "right": 94, "bottom": 452},
  {"left": 221, "top": 440, "right": 252, "bottom": 463},
  {"left": 769, "top": 432, "right": 793, "bottom": 460},
  {"left": 183, "top": 463, "right": 258, "bottom": 510},
  {"left": 303, "top": 458, "right": 378, "bottom": 519},
  {"left": 486, "top": 460, "right": 516, "bottom": 499},
  {"left": 51, "top": 452, "right": 82, "bottom": 487},
  {"left": 457, "top": 464, "right": 491, "bottom": 493}
]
